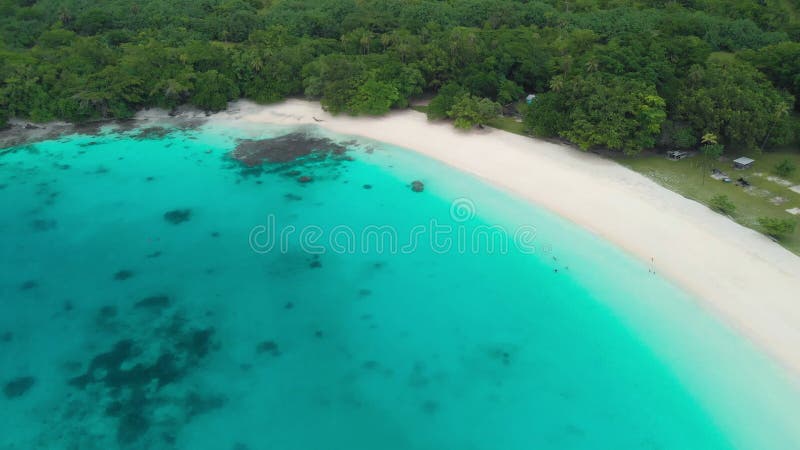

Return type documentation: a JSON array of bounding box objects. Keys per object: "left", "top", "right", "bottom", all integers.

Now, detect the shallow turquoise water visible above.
[{"left": 1, "top": 121, "right": 799, "bottom": 449}]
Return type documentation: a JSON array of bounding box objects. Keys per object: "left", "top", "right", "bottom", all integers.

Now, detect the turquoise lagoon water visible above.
[{"left": 1, "top": 120, "right": 799, "bottom": 450}]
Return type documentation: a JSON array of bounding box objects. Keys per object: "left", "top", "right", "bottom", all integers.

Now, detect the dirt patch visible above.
[
  {"left": 769, "top": 196, "right": 788, "bottom": 205},
  {"left": 743, "top": 186, "right": 771, "bottom": 198},
  {"left": 766, "top": 175, "right": 793, "bottom": 187}
]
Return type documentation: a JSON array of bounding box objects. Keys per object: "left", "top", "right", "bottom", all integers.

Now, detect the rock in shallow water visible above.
[
  {"left": 19, "top": 280, "right": 38, "bottom": 290},
  {"left": 135, "top": 294, "right": 171, "bottom": 310},
  {"left": 256, "top": 340, "right": 280, "bottom": 356},
  {"left": 164, "top": 209, "right": 192, "bottom": 224},
  {"left": 284, "top": 193, "right": 302, "bottom": 201},
  {"left": 113, "top": 270, "right": 134, "bottom": 281},
  {"left": 3, "top": 376, "right": 35, "bottom": 399},
  {"left": 134, "top": 126, "right": 172, "bottom": 140},
  {"left": 30, "top": 218, "right": 57, "bottom": 231}
]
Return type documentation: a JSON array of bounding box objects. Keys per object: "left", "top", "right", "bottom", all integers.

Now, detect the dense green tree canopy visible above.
[
  {"left": 674, "top": 55, "right": 794, "bottom": 149},
  {"left": 0, "top": 0, "right": 798, "bottom": 154},
  {"left": 427, "top": 83, "right": 468, "bottom": 121},
  {"left": 525, "top": 74, "right": 667, "bottom": 154},
  {"left": 739, "top": 42, "right": 800, "bottom": 111}
]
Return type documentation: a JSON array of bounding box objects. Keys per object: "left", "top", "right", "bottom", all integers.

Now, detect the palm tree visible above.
[
  {"left": 74, "top": 90, "right": 111, "bottom": 117},
  {"left": 449, "top": 28, "right": 477, "bottom": 65},
  {"left": 162, "top": 79, "right": 190, "bottom": 101},
  {"left": 701, "top": 132, "right": 718, "bottom": 146},
  {"left": 380, "top": 33, "right": 392, "bottom": 52},
  {"left": 760, "top": 102, "right": 790, "bottom": 150},
  {"left": 58, "top": 8, "right": 73, "bottom": 25},
  {"left": 558, "top": 54, "right": 573, "bottom": 74},
  {"left": 687, "top": 64, "right": 704, "bottom": 85},
  {"left": 248, "top": 52, "right": 264, "bottom": 73},
  {"left": 549, "top": 75, "right": 565, "bottom": 92},
  {"left": 699, "top": 132, "right": 722, "bottom": 184},
  {"left": 389, "top": 30, "right": 415, "bottom": 64},
  {"left": 358, "top": 29, "right": 373, "bottom": 55}
]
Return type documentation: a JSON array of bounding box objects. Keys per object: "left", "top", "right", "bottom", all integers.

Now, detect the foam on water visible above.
[{"left": 0, "top": 121, "right": 798, "bottom": 450}]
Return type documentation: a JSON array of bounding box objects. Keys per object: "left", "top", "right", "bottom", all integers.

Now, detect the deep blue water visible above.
[{"left": 0, "top": 121, "right": 798, "bottom": 449}]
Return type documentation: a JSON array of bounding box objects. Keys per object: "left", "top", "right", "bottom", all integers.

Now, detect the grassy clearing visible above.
[
  {"left": 411, "top": 105, "right": 428, "bottom": 114},
  {"left": 618, "top": 151, "right": 800, "bottom": 254},
  {"left": 486, "top": 116, "right": 528, "bottom": 135},
  {"left": 410, "top": 105, "right": 530, "bottom": 136}
]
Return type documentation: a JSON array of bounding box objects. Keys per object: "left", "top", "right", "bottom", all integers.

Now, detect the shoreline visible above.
[
  {"left": 223, "top": 99, "right": 800, "bottom": 379},
  {"left": 3, "top": 100, "right": 800, "bottom": 379}
]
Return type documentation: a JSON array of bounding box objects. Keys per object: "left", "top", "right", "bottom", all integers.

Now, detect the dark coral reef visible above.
[
  {"left": 230, "top": 132, "right": 348, "bottom": 167},
  {"left": 60, "top": 300, "right": 221, "bottom": 447}
]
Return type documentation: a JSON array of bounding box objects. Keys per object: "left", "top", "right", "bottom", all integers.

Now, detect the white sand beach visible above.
[{"left": 213, "top": 99, "right": 800, "bottom": 378}]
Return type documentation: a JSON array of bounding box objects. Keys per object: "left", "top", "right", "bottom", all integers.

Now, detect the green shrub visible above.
[
  {"left": 774, "top": 159, "right": 796, "bottom": 178},
  {"left": 758, "top": 217, "right": 797, "bottom": 239},
  {"left": 427, "top": 83, "right": 467, "bottom": 120},
  {"left": 709, "top": 195, "right": 736, "bottom": 215},
  {"left": 447, "top": 95, "right": 501, "bottom": 129}
]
